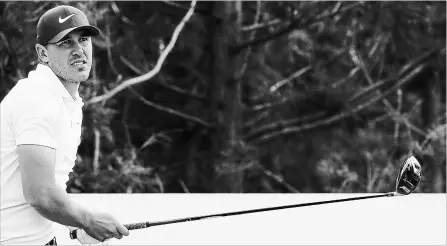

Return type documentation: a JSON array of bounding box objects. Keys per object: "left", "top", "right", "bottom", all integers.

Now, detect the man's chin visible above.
[
  {"left": 73, "top": 71, "right": 90, "bottom": 82},
  {"left": 65, "top": 74, "right": 89, "bottom": 83}
]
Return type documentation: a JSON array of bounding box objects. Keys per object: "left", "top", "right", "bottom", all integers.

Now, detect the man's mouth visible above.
[{"left": 70, "top": 60, "right": 87, "bottom": 67}]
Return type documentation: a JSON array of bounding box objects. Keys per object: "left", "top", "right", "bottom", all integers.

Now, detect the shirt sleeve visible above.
[{"left": 13, "top": 95, "right": 60, "bottom": 149}]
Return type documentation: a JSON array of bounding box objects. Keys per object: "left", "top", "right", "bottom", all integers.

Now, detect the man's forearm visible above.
[{"left": 28, "top": 185, "right": 91, "bottom": 230}]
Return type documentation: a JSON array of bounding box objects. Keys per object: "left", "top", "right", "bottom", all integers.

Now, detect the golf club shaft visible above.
[
  {"left": 71, "top": 192, "right": 395, "bottom": 238},
  {"left": 126, "top": 192, "right": 396, "bottom": 229}
]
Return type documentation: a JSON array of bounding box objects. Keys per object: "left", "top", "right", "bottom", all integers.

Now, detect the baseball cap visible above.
[{"left": 36, "top": 5, "right": 100, "bottom": 45}]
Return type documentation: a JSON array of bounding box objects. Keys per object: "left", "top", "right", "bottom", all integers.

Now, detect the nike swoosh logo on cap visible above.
[{"left": 59, "top": 14, "right": 76, "bottom": 23}]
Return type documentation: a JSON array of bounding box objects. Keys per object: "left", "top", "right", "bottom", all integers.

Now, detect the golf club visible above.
[{"left": 70, "top": 155, "right": 422, "bottom": 240}]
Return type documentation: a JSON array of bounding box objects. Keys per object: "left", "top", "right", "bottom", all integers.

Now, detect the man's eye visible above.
[
  {"left": 80, "top": 37, "right": 89, "bottom": 42},
  {"left": 59, "top": 40, "right": 71, "bottom": 45}
]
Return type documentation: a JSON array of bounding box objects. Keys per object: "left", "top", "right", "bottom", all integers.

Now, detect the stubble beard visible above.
[{"left": 50, "top": 63, "right": 91, "bottom": 84}]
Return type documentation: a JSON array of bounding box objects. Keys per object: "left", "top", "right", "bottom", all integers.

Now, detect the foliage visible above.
[{"left": 1, "top": 1, "right": 445, "bottom": 193}]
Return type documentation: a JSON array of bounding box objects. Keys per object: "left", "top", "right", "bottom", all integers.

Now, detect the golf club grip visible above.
[
  {"left": 125, "top": 222, "right": 148, "bottom": 230},
  {"left": 124, "top": 217, "right": 197, "bottom": 230}
]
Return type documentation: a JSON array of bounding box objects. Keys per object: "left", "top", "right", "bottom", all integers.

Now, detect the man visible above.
[{"left": 0, "top": 5, "right": 129, "bottom": 245}]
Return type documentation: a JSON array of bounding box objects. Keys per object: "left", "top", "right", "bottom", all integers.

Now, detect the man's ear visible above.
[{"left": 35, "top": 44, "right": 49, "bottom": 63}]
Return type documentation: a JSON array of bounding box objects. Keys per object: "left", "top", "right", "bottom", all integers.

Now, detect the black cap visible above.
[{"left": 36, "top": 5, "right": 100, "bottom": 45}]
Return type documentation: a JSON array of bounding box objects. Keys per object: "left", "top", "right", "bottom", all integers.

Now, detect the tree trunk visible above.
[{"left": 208, "top": 1, "right": 245, "bottom": 192}]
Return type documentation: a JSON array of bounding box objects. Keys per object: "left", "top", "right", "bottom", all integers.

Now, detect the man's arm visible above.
[
  {"left": 13, "top": 93, "right": 128, "bottom": 242},
  {"left": 17, "top": 144, "right": 128, "bottom": 242},
  {"left": 17, "top": 144, "right": 89, "bottom": 229}
]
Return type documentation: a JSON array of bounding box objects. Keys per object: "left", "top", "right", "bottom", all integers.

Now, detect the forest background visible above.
[{"left": 1, "top": 1, "right": 445, "bottom": 193}]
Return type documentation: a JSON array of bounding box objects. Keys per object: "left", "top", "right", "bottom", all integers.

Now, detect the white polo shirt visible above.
[{"left": 0, "top": 64, "right": 84, "bottom": 245}]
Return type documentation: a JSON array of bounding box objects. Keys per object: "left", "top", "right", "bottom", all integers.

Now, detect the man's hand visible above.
[{"left": 80, "top": 211, "right": 130, "bottom": 242}]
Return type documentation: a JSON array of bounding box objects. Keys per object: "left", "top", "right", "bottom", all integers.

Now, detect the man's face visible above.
[{"left": 45, "top": 30, "right": 93, "bottom": 83}]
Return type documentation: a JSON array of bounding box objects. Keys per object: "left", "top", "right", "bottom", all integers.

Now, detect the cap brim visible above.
[{"left": 48, "top": 26, "right": 100, "bottom": 44}]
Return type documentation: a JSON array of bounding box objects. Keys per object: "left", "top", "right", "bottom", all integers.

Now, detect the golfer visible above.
[{"left": 0, "top": 5, "right": 129, "bottom": 245}]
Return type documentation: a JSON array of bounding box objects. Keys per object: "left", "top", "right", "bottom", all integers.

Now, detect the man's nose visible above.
[{"left": 71, "top": 41, "right": 84, "bottom": 56}]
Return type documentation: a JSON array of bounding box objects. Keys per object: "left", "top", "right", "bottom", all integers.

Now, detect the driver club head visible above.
[{"left": 395, "top": 156, "right": 422, "bottom": 196}]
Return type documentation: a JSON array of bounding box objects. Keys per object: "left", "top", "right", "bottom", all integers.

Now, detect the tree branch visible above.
[
  {"left": 245, "top": 111, "right": 326, "bottom": 141},
  {"left": 110, "top": 2, "right": 137, "bottom": 26},
  {"left": 119, "top": 56, "right": 143, "bottom": 74},
  {"left": 313, "top": 66, "right": 360, "bottom": 93},
  {"left": 349, "top": 41, "right": 397, "bottom": 115},
  {"left": 248, "top": 99, "right": 287, "bottom": 112},
  {"left": 244, "top": 111, "right": 269, "bottom": 129},
  {"left": 122, "top": 94, "right": 132, "bottom": 146},
  {"left": 419, "top": 124, "right": 447, "bottom": 150},
  {"left": 179, "top": 179, "right": 190, "bottom": 193},
  {"left": 92, "top": 128, "right": 100, "bottom": 175},
  {"left": 394, "top": 89, "right": 402, "bottom": 144},
  {"left": 250, "top": 64, "right": 426, "bottom": 144},
  {"left": 157, "top": 79, "right": 207, "bottom": 101},
  {"left": 161, "top": 0, "right": 214, "bottom": 19},
  {"left": 258, "top": 164, "right": 300, "bottom": 193},
  {"left": 348, "top": 47, "right": 439, "bottom": 104},
  {"left": 86, "top": 0, "right": 197, "bottom": 105},
  {"left": 105, "top": 15, "right": 120, "bottom": 77},
  {"left": 269, "top": 65, "right": 312, "bottom": 92},
  {"left": 237, "top": 0, "right": 262, "bottom": 80},
  {"left": 120, "top": 56, "right": 206, "bottom": 101},
  {"left": 129, "top": 87, "right": 213, "bottom": 128},
  {"left": 349, "top": 43, "right": 409, "bottom": 146},
  {"left": 232, "top": 2, "right": 363, "bottom": 54},
  {"left": 242, "top": 18, "right": 285, "bottom": 32}
]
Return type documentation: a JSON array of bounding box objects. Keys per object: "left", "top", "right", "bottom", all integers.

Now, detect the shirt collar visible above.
[{"left": 33, "top": 64, "right": 84, "bottom": 104}]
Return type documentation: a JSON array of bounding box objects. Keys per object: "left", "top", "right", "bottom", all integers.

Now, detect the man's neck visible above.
[
  {"left": 42, "top": 64, "right": 81, "bottom": 99},
  {"left": 60, "top": 80, "right": 80, "bottom": 99}
]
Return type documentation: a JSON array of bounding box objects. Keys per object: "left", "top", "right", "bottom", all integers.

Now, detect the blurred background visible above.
[{"left": 0, "top": 1, "right": 445, "bottom": 193}]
